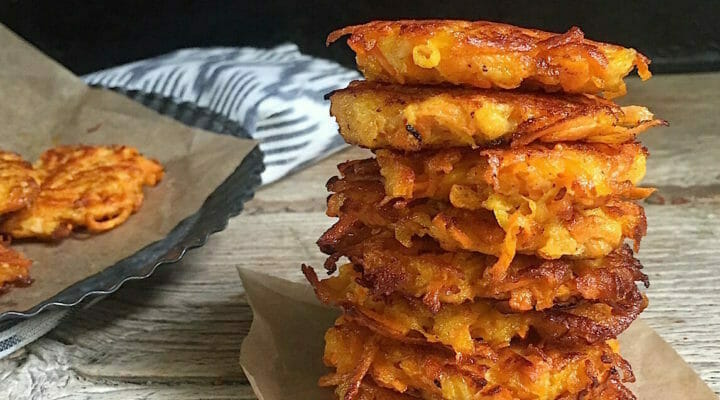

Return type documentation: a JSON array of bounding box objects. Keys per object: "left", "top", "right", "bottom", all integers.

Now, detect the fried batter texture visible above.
[
  {"left": 322, "top": 166, "right": 647, "bottom": 279},
  {"left": 348, "top": 380, "right": 419, "bottom": 400},
  {"left": 1, "top": 145, "right": 164, "bottom": 239},
  {"left": 320, "top": 230, "right": 648, "bottom": 313},
  {"left": 321, "top": 320, "right": 636, "bottom": 400},
  {"left": 328, "top": 20, "right": 651, "bottom": 98},
  {"left": 0, "top": 241, "right": 31, "bottom": 293},
  {"left": 329, "top": 82, "right": 665, "bottom": 150},
  {"left": 376, "top": 142, "right": 652, "bottom": 208},
  {"left": 304, "top": 264, "right": 646, "bottom": 356},
  {"left": 337, "top": 377, "right": 636, "bottom": 400},
  {"left": 0, "top": 151, "right": 39, "bottom": 215}
]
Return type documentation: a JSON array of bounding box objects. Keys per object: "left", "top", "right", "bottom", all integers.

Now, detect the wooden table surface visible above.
[{"left": 2, "top": 73, "right": 720, "bottom": 399}]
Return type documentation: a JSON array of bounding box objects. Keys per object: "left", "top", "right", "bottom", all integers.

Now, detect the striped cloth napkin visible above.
[
  {"left": 0, "top": 44, "right": 358, "bottom": 358},
  {"left": 85, "top": 44, "right": 359, "bottom": 183}
]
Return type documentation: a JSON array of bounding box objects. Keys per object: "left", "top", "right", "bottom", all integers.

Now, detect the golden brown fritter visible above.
[
  {"left": 0, "top": 241, "right": 31, "bottom": 293},
  {"left": 320, "top": 230, "right": 647, "bottom": 313},
  {"left": 581, "top": 377, "right": 638, "bottom": 400},
  {"left": 1, "top": 145, "right": 164, "bottom": 240},
  {"left": 328, "top": 20, "right": 651, "bottom": 98},
  {"left": 0, "top": 151, "right": 39, "bottom": 215},
  {"left": 376, "top": 142, "right": 652, "bottom": 208},
  {"left": 304, "top": 264, "right": 646, "bottom": 356},
  {"left": 347, "top": 380, "right": 420, "bottom": 400},
  {"left": 321, "top": 320, "right": 635, "bottom": 400},
  {"left": 322, "top": 163, "right": 647, "bottom": 279},
  {"left": 329, "top": 82, "right": 665, "bottom": 150},
  {"left": 334, "top": 377, "right": 636, "bottom": 400}
]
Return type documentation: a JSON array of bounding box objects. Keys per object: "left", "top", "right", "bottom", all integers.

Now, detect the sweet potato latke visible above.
[
  {"left": 327, "top": 20, "right": 651, "bottom": 98},
  {"left": 322, "top": 162, "right": 647, "bottom": 279},
  {"left": 376, "top": 142, "right": 652, "bottom": 208},
  {"left": 329, "top": 81, "right": 665, "bottom": 150},
  {"left": 321, "top": 320, "right": 635, "bottom": 400},
  {"left": 319, "top": 230, "right": 648, "bottom": 313},
  {"left": 1, "top": 145, "right": 164, "bottom": 240},
  {"left": 304, "top": 264, "right": 646, "bottom": 356},
  {"left": 0, "top": 151, "right": 39, "bottom": 215},
  {"left": 0, "top": 241, "right": 31, "bottom": 293},
  {"left": 349, "top": 380, "right": 419, "bottom": 400}
]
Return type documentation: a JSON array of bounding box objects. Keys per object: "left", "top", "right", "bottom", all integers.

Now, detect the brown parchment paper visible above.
[
  {"left": 0, "top": 24, "right": 258, "bottom": 313},
  {"left": 238, "top": 268, "right": 717, "bottom": 400}
]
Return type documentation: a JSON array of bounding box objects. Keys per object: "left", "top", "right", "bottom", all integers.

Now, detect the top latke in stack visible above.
[
  {"left": 305, "top": 20, "right": 664, "bottom": 400},
  {"left": 326, "top": 20, "right": 651, "bottom": 97}
]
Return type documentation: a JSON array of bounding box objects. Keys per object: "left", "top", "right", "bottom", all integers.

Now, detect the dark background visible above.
[{"left": 2, "top": 0, "right": 719, "bottom": 75}]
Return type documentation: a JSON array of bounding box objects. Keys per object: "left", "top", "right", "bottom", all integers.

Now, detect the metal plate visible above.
[{"left": 0, "top": 89, "right": 264, "bottom": 321}]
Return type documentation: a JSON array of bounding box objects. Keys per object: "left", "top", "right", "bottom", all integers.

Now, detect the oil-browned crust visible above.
[
  {"left": 338, "top": 379, "right": 420, "bottom": 400},
  {"left": 328, "top": 20, "right": 651, "bottom": 98},
  {"left": 574, "top": 376, "right": 637, "bottom": 400},
  {"left": 320, "top": 162, "right": 647, "bottom": 274},
  {"left": 375, "top": 142, "right": 653, "bottom": 208},
  {"left": 304, "top": 264, "right": 646, "bottom": 356},
  {"left": 0, "top": 240, "right": 32, "bottom": 295},
  {"left": 321, "top": 320, "right": 636, "bottom": 400},
  {"left": 334, "top": 371, "right": 637, "bottom": 400},
  {"left": 316, "top": 227, "right": 648, "bottom": 313},
  {"left": 329, "top": 81, "right": 666, "bottom": 150},
  {"left": 1, "top": 145, "right": 164, "bottom": 240},
  {"left": 0, "top": 151, "right": 40, "bottom": 216}
]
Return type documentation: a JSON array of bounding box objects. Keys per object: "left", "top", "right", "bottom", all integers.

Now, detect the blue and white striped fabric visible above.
[
  {"left": 0, "top": 44, "right": 358, "bottom": 359},
  {"left": 84, "top": 44, "right": 360, "bottom": 183}
]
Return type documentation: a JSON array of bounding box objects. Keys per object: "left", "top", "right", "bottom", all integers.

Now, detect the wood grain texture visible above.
[{"left": 2, "top": 73, "right": 720, "bottom": 399}]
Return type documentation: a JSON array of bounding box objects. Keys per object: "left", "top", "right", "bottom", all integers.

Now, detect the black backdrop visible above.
[{"left": 1, "top": 0, "right": 719, "bottom": 75}]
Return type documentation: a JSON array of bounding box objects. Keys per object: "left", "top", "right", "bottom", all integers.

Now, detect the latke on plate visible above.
[
  {"left": 1, "top": 145, "right": 164, "bottom": 240},
  {"left": 0, "top": 241, "right": 31, "bottom": 293},
  {"left": 0, "top": 151, "right": 39, "bottom": 215}
]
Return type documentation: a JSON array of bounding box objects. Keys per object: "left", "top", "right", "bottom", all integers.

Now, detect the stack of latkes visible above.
[{"left": 303, "top": 20, "right": 665, "bottom": 400}]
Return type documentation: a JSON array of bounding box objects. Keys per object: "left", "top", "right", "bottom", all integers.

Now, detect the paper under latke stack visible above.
[{"left": 304, "top": 20, "right": 665, "bottom": 400}]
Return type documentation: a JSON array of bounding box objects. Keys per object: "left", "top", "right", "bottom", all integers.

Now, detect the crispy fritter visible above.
[
  {"left": 328, "top": 20, "right": 651, "bottom": 98},
  {"left": 348, "top": 376, "right": 639, "bottom": 400},
  {"left": 376, "top": 142, "right": 652, "bottom": 208},
  {"left": 0, "top": 151, "right": 39, "bottom": 215},
  {"left": 329, "top": 82, "right": 665, "bottom": 150},
  {"left": 332, "top": 376, "right": 636, "bottom": 400},
  {"left": 304, "top": 264, "right": 646, "bottom": 356},
  {"left": 348, "top": 380, "right": 419, "bottom": 400},
  {"left": 0, "top": 241, "right": 31, "bottom": 293},
  {"left": 1, "top": 145, "right": 164, "bottom": 240},
  {"left": 320, "top": 230, "right": 647, "bottom": 312},
  {"left": 322, "top": 166, "right": 647, "bottom": 279},
  {"left": 321, "top": 320, "right": 635, "bottom": 400}
]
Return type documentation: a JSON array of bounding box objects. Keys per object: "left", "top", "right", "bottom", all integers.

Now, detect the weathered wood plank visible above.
[{"left": 3, "top": 339, "right": 255, "bottom": 399}]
